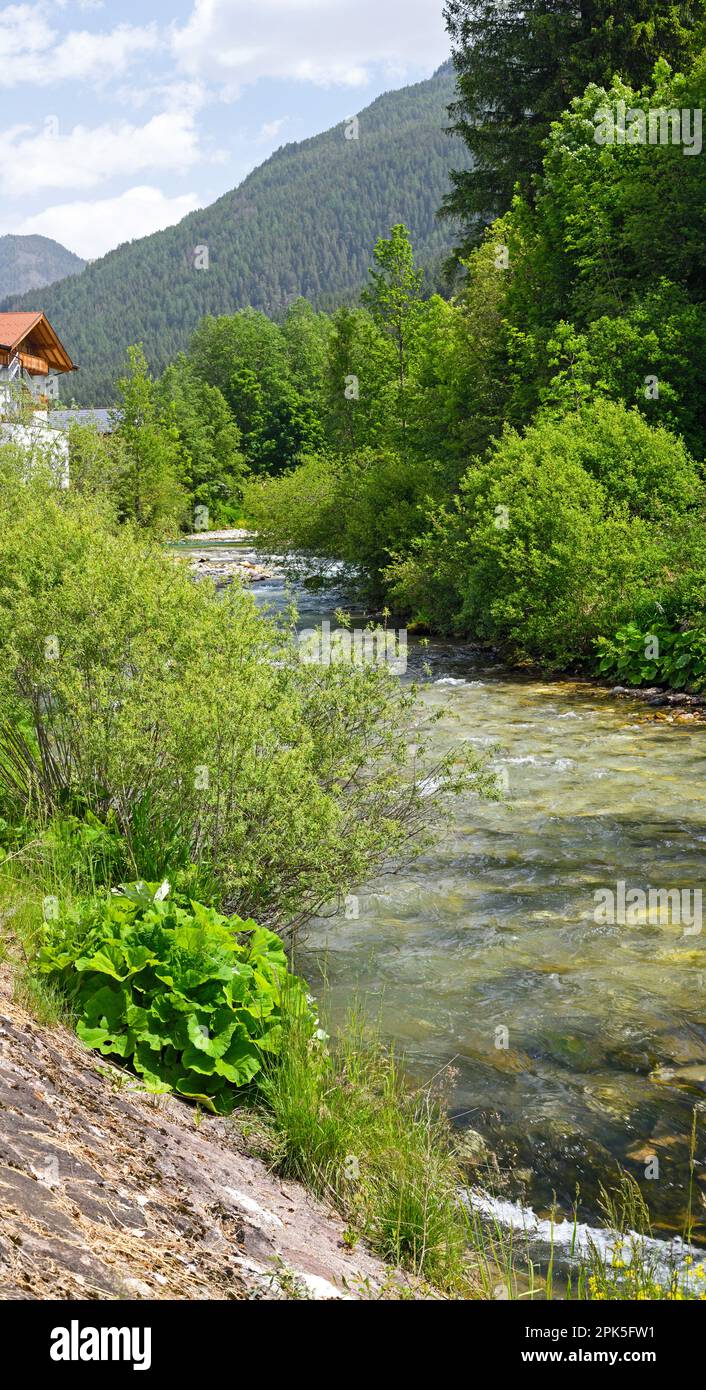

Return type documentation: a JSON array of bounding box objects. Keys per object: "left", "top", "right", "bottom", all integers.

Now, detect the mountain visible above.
[
  {"left": 0, "top": 234, "right": 85, "bottom": 299},
  {"left": 2, "top": 63, "right": 467, "bottom": 404}
]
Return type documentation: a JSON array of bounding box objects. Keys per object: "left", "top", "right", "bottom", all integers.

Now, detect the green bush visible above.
[
  {"left": 0, "top": 447, "right": 488, "bottom": 936},
  {"left": 531, "top": 400, "right": 702, "bottom": 520},
  {"left": 389, "top": 408, "right": 688, "bottom": 667},
  {"left": 246, "top": 448, "right": 439, "bottom": 598},
  {"left": 39, "top": 881, "right": 313, "bottom": 1113}
]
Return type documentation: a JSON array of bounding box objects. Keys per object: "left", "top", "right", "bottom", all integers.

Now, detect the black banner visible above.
[{"left": 0, "top": 1294, "right": 695, "bottom": 1375}]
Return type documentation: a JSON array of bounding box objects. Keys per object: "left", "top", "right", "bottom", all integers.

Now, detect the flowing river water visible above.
[{"left": 180, "top": 537, "right": 706, "bottom": 1246}]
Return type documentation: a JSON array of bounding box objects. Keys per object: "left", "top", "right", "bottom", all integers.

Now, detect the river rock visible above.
[
  {"left": 187, "top": 553, "right": 273, "bottom": 586},
  {"left": 453, "top": 1128, "right": 490, "bottom": 1165}
]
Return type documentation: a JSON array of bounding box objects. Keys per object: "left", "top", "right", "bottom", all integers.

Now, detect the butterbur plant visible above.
[
  {"left": 596, "top": 620, "right": 706, "bottom": 691},
  {"left": 38, "top": 881, "right": 314, "bottom": 1113}
]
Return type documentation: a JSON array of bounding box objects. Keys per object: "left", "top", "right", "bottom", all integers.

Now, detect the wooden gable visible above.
[{"left": 0, "top": 313, "right": 76, "bottom": 376}]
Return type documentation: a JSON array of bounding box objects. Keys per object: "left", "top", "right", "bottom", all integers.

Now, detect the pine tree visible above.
[{"left": 443, "top": 0, "right": 706, "bottom": 247}]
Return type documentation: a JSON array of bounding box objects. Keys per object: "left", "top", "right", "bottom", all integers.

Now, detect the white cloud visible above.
[
  {"left": 0, "top": 3, "right": 53, "bottom": 61},
  {"left": 0, "top": 110, "right": 203, "bottom": 196},
  {"left": 11, "top": 185, "right": 201, "bottom": 259},
  {"left": 259, "top": 117, "right": 287, "bottom": 140},
  {"left": 48, "top": 23, "right": 159, "bottom": 82},
  {"left": 172, "top": 0, "right": 448, "bottom": 90},
  {"left": 0, "top": 3, "right": 158, "bottom": 86}
]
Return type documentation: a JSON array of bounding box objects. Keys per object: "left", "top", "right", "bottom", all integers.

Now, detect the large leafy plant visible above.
[
  {"left": 39, "top": 882, "right": 313, "bottom": 1113},
  {"left": 596, "top": 620, "right": 706, "bottom": 692}
]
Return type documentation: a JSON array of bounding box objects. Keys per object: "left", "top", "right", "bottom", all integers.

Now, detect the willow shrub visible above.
[
  {"left": 245, "top": 448, "right": 440, "bottom": 599},
  {"left": 388, "top": 405, "right": 699, "bottom": 668},
  {"left": 0, "top": 447, "right": 491, "bottom": 937}
]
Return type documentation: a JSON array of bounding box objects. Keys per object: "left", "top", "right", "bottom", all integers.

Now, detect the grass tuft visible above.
[{"left": 259, "top": 1004, "right": 477, "bottom": 1294}]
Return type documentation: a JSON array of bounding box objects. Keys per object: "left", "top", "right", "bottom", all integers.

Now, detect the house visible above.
[
  {"left": 0, "top": 312, "right": 76, "bottom": 400},
  {"left": 0, "top": 312, "right": 77, "bottom": 486}
]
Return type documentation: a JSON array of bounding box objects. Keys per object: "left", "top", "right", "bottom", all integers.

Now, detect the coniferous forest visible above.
[{"left": 2, "top": 65, "right": 467, "bottom": 404}]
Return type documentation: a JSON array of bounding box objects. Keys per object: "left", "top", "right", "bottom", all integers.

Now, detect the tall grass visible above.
[
  {"left": 259, "top": 1005, "right": 478, "bottom": 1294},
  {"left": 0, "top": 810, "right": 118, "bottom": 1025}
]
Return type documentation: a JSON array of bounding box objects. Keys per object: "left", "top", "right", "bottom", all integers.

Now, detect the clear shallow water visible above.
[{"left": 180, "top": 540, "right": 706, "bottom": 1236}]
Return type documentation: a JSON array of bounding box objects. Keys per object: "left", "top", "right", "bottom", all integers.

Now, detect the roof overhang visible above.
[{"left": 0, "top": 313, "right": 76, "bottom": 373}]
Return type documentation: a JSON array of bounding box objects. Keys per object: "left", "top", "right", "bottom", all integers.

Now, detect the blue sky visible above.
[{"left": 0, "top": 0, "right": 450, "bottom": 259}]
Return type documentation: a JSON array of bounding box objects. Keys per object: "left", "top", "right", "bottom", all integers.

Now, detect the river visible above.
[{"left": 179, "top": 536, "right": 706, "bottom": 1244}]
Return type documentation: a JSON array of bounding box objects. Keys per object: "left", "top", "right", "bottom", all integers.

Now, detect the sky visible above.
[{"left": 0, "top": 0, "right": 450, "bottom": 260}]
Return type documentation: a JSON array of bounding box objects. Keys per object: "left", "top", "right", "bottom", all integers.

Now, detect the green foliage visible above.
[
  {"left": 596, "top": 620, "right": 706, "bottom": 692},
  {"left": 157, "top": 355, "right": 246, "bottom": 523},
  {"left": 528, "top": 400, "right": 700, "bottom": 520},
  {"left": 443, "top": 0, "right": 706, "bottom": 244},
  {"left": 246, "top": 448, "right": 440, "bottom": 599},
  {"left": 361, "top": 225, "right": 424, "bottom": 449},
  {"left": 39, "top": 881, "right": 312, "bottom": 1113},
  {"left": 0, "top": 448, "right": 489, "bottom": 937},
  {"left": 113, "top": 345, "right": 189, "bottom": 533},
  {"left": 389, "top": 406, "right": 681, "bottom": 666},
  {"left": 485, "top": 63, "right": 706, "bottom": 460},
  {"left": 63, "top": 419, "right": 129, "bottom": 507},
  {"left": 188, "top": 307, "right": 325, "bottom": 475},
  {"left": 261, "top": 1008, "right": 471, "bottom": 1290}
]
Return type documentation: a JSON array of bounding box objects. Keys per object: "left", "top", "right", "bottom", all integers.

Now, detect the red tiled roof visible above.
[
  {"left": 0, "top": 312, "right": 75, "bottom": 372},
  {"left": 0, "top": 312, "right": 43, "bottom": 351}
]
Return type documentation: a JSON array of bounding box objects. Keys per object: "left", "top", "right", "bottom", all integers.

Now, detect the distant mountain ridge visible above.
[
  {"left": 2, "top": 62, "right": 466, "bottom": 404},
  {"left": 0, "top": 235, "right": 85, "bottom": 299}
]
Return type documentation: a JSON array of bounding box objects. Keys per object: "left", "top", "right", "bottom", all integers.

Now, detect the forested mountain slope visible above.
[
  {"left": 0, "top": 235, "right": 84, "bottom": 299},
  {"left": 4, "top": 63, "right": 466, "bottom": 403}
]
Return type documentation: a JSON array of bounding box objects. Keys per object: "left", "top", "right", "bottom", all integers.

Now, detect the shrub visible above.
[
  {"left": 531, "top": 399, "right": 702, "bottom": 520},
  {"left": 245, "top": 448, "right": 440, "bottom": 598},
  {"left": 389, "top": 409, "right": 683, "bottom": 666},
  {"left": 0, "top": 448, "right": 489, "bottom": 936},
  {"left": 39, "top": 881, "right": 313, "bottom": 1113}
]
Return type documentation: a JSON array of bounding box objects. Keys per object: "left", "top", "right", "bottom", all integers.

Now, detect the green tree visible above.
[
  {"left": 361, "top": 225, "right": 424, "bottom": 449},
  {"left": 443, "top": 0, "right": 706, "bottom": 244},
  {"left": 481, "top": 60, "right": 706, "bottom": 458},
  {"left": 189, "top": 310, "right": 324, "bottom": 474},
  {"left": 323, "top": 306, "right": 398, "bottom": 452},
  {"left": 158, "top": 355, "right": 246, "bottom": 524},
  {"left": 114, "top": 345, "right": 188, "bottom": 533}
]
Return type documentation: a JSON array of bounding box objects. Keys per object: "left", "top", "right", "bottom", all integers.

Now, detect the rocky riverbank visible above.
[
  {"left": 178, "top": 530, "right": 274, "bottom": 587},
  {"left": 0, "top": 967, "right": 412, "bottom": 1301}
]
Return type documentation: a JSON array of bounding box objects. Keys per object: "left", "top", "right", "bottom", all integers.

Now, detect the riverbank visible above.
[
  {"left": 183, "top": 536, "right": 706, "bottom": 1245},
  {"left": 4, "top": 918, "right": 703, "bottom": 1303},
  {"left": 2, "top": 499, "right": 704, "bottom": 1302},
  {"left": 0, "top": 963, "right": 414, "bottom": 1301},
  {"left": 187, "top": 530, "right": 706, "bottom": 712}
]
